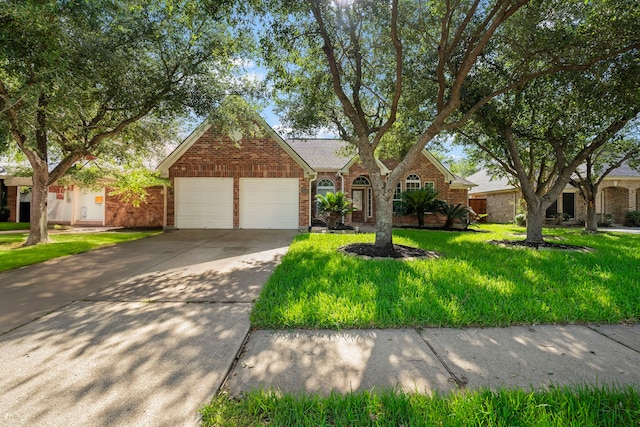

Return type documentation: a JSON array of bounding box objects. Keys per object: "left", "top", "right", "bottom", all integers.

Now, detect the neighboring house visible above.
[
  {"left": 467, "top": 165, "right": 640, "bottom": 224},
  {"left": 158, "top": 116, "right": 476, "bottom": 230},
  {"left": 0, "top": 176, "right": 163, "bottom": 227}
]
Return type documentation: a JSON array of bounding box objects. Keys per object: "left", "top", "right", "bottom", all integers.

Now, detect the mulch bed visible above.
[
  {"left": 339, "top": 243, "right": 440, "bottom": 260},
  {"left": 489, "top": 240, "right": 593, "bottom": 252}
]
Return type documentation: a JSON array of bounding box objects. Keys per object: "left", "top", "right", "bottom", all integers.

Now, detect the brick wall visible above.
[
  {"left": 602, "top": 186, "right": 629, "bottom": 224},
  {"left": 105, "top": 186, "right": 164, "bottom": 228},
  {"left": 7, "top": 186, "right": 17, "bottom": 222},
  {"left": 168, "top": 127, "right": 310, "bottom": 228},
  {"left": 485, "top": 191, "right": 519, "bottom": 223},
  {"left": 338, "top": 154, "right": 469, "bottom": 226}
]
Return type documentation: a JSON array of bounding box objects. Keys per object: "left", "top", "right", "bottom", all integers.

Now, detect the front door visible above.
[{"left": 352, "top": 189, "right": 364, "bottom": 222}]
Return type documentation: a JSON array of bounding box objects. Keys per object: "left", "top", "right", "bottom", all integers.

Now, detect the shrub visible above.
[
  {"left": 396, "top": 187, "right": 439, "bottom": 227},
  {"left": 514, "top": 213, "right": 526, "bottom": 226},
  {"left": 597, "top": 213, "right": 614, "bottom": 227},
  {"left": 438, "top": 202, "right": 473, "bottom": 229},
  {"left": 316, "top": 191, "right": 354, "bottom": 229},
  {"left": 625, "top": 211, "right": 640, "bottom": 227}
]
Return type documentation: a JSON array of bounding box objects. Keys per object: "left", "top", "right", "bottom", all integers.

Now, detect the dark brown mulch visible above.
[
  {"left": 340, "top": 243, "right": 439, "bottom": 259},
  {"left": 489, "top": 239, "right": 593, "bottom": 252}
]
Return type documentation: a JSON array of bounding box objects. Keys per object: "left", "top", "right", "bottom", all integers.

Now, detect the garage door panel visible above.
[
  {"left": 175, "top": 178, "right": 233, "bottom": 229},
  {"left": 240, "top": 178, "right": 299, "bottom": 229}
]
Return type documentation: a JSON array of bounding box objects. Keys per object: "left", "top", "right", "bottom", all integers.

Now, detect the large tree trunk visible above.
[
  {"left": 374, "top": 193, "right": 394, "bottom": 249},
  {"left": 24, "top": 162, "right": 49, "bottom": 246},
  {"left": 585, "top": 199, "right": 598, "bottom": 232},
  {"left": 525, "top": 203, "right": 545, "bottom": 244}
]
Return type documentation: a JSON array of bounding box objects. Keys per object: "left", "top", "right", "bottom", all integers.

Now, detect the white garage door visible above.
[
  {"left": 240, "top": 178, "right": 299, "bottom": 229},
  {"left": 175, "top": 177, "right": 233, "bottom": 228}
]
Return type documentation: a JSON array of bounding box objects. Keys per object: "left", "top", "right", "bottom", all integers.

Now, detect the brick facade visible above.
[
  {"left": 105, "top": 186, "right": 164, "bottom": 228},
  {"left": 167, "top": 127, "right": 310, "bottom": 228},
  {"left": 7, "top": 186, "right": 17, "bottom": 222},
  {"left": 309, "top": 153, "right": 470, "bottom": 227},
  {"left": 480, "top": 191, "right": 519, "bottom": 223}
]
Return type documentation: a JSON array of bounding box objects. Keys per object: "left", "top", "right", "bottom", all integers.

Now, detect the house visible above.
[
  {"left": 0, "top": 176, "right": 164, "bottom": 228},
  {"left": 467, "top": 165, "right": 640, "bottom": 224},
  {"left": 287, "top": 139, "right": 475, "bottom": 226},
  {"left": 158, "top": 116, "right": 476, "bottom": 230},
  {"left": 1, "top": 113, "right": 476, "bottom": 230}
]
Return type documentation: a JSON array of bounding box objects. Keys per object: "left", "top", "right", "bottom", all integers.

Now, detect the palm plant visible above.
[
  {"left": 438, "top": 202, "right": 473, "bottom": 229},
  {"left": 396, "top": 187, "right": 439, "bottom": 227},
  {"left": 316, "top": 191, "right": 354, "bottom": 229}
]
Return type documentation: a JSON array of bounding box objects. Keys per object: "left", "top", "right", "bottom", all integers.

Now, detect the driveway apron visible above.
[{"left": 0, "top": 229, "right": 296, "bottom": 427}]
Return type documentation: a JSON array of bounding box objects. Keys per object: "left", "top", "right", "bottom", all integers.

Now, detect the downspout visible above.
[
  {"left": 163, "top": 184, "right": 168, "bottom": 230},
  {"left": 337, "top": 171, "right": 345, "bottom": 224},
  {"left": 16, "top": 186, "right": 21, "bottom": 223},
  {"left": 308, "top": 174, "right": 317, "bottom": 232}
]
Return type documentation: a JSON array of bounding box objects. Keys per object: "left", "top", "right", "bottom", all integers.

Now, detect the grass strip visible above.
[
  {"left": 0, "top": 222, "right": 30, "bottom": 231},
  {"left": 0, "top": 230, "right": 161, "bottom": 272},
  {"left": 201, "top": 384, "right": 640, "bottom": 427},
  {"left": 251, "top": 225, "right": 640, "bottom": 328}
]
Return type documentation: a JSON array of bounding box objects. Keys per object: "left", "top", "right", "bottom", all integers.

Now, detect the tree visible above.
[
  {"left": 460, "top": 53, "right": 639, "bottom": 244},
  {"left": 259, "top": 0, "right": 638, "bottom": 250},
  {"left": 570, "top": 136, "right": 640, "bottom": 232},
  {"left": 396, "top": 187, "right": 439, "bottom": 228},
  {"left": 0, "top": 0, "right": 249, "bottom": 245}
]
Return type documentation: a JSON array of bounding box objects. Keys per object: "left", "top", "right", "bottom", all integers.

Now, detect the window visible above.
[
  {"left": 393, "top": 182, "right": 402, "bottom": 213},
  {"left": 317, "top": 178, "right": 335, "bottom": 194},
  {"left": 353, "top": 176, "right": 370, "bottom": 186},
  {"left": 405, "top": 174, "right": 421, "bottom": 191},
  {"left": 393, "top": 182, "right": 402, "bottom": 202},
  {"left": 424, "top": 181, "right": 435, "bottom": 189},
  {"left": 316, "top": 178, "right": 335, "bottom": 216}
]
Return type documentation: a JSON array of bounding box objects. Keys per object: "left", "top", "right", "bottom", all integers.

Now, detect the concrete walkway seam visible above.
[
  {"left": 417, "top": 327, "right": 468, "bottom": 389},
  {"left": 586, "top": 324, "right": 640, "bottom": 354},
  {"left": 217, "top": 328, "right": 255, "bottom": 396},
  {"left": 0, "top": 300, "right": 76, "bottom": 338}
]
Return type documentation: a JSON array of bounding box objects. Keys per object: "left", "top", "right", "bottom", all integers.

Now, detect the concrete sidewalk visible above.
[{"left": 226, "top": 324, "right": 640, "bottom": 396}]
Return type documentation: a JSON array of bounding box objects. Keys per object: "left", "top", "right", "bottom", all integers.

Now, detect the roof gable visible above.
[{"left": 158, "top": 115, "right": 315, "bottom": 178}]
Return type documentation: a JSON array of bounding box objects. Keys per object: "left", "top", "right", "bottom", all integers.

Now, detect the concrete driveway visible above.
[{"left": 0, "top": 229, "right": 296, "bottom": 426}]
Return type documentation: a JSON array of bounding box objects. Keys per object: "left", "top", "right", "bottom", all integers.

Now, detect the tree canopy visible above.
[
  {"left": 258, "top": 0, "right": 639, "bottom": 249},
  {"left": 0, "top": 0, "right": 252, "bottom": 244}
]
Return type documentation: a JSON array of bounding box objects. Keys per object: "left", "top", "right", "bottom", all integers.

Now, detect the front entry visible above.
[{"left": 352, "top": 189, "right": 364, "bottom": 222}]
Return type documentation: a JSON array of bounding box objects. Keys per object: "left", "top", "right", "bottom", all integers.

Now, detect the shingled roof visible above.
[{"left": 286, "top": 139, "right": 352, "bottom": 171}]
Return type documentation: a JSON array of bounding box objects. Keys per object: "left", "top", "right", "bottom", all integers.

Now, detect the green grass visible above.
[
  {"left": 201, "top": 385, "right": 640, "bottom": 426},
  {"left": 251, "top": 224, "right": 640, "bottom": 328},
  {"left": 0, "top": 222, "right": 30, "bottom": 231},
  {"left": 0, "top": 230, "right": 162, "bottom": 271}
]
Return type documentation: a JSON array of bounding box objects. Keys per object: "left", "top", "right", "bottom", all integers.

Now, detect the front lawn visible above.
[
  {"left": 251, "top": 224, "right": 640, "bottom": 328},
  {"left": 201, "top": 385, "right": 640, "bottom": 427},
  {"left": 0, "top": 230, "right": 162, "bottom": 272},
  {"left": 0, "top": 222, "right": 30, "bottom": 231}
]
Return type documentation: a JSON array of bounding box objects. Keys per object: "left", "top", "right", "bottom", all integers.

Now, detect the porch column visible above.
[
  {"left": 630, "top": 188, "right": 637, "bottom": 212},
  {"left": 15, "top": 186, "right": 21, "bottom": 222}
]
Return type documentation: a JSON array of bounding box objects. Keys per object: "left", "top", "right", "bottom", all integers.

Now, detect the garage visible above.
[
  {"left": 175, "top": 177, "right": 233, "bottom": 228},
  {"left": 240, "top": 178, "right": 299, "bottom": 229}
]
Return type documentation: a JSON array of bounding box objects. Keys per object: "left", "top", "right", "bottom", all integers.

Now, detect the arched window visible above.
[
  {"left": 316, "top": 179, "right": 336, "bottom": 216},
  {"left": 352, "top": 176, "right": 370, "bottom": 186},
  {"left": 317, "top": 178, "right": 335, "bottom": 193},
  {"left": 405, "top": 174, "right": 421, "bottom": 191}
]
